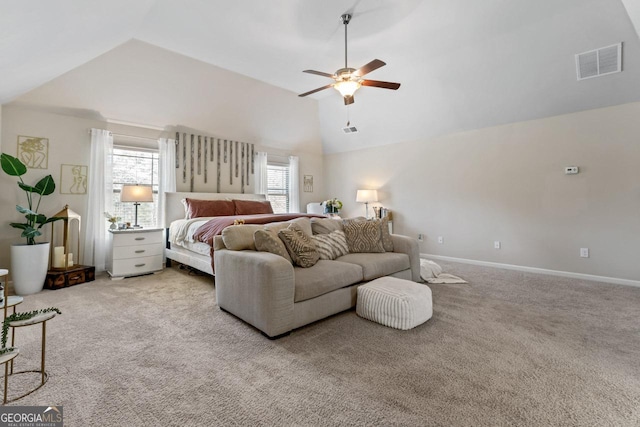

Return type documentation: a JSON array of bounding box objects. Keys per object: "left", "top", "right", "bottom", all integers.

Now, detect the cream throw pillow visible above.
[
  {"left": 254, "top": 229, "right": 292, "bottom": 263},
  {"left": 311, "top": 230, "right": 349, "bottom": 260},
  {"left": 278, "top": 223, "right": 319, "bottom": 268}
]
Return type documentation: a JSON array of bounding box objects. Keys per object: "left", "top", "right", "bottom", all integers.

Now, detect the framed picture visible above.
[
  {"left": 17, "top": 135, "right": 49, "bottom": 169},
  {"left": 60, "top": 164, "right": 88, "bottom": 195},
  {"left": 304, "top": 175, "right": 313, "bottom": 192}
]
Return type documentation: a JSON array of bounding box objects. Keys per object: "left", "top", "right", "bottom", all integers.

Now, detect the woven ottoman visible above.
[{"left": 356, "top": 276, "right": 433, "bottom": 330}]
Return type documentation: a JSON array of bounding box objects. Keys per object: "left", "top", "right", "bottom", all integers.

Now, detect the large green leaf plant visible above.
[{"left": 1, "top": 153, "right": 61, "bottom": 245}]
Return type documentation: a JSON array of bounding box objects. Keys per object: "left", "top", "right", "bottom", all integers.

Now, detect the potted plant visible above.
[
  {"left": 323, "top": 198, "right": 343, "bottom": 216},
  {"left": 1, "top": 153, "right": 61, "bottom": 295}
]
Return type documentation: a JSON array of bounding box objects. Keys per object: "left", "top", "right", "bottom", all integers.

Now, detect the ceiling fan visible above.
[{"left": 298, "top": 13, "right": 401, "bottom": 105}]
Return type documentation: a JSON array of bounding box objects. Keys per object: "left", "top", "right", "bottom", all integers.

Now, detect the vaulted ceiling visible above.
[{"left": 2, "top": 0, "right": 640, "bottom": 153}]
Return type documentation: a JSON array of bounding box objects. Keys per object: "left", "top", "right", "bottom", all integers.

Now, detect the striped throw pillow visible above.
[{"left": 312, "top": 230, "right": 350, "bottom": 260}]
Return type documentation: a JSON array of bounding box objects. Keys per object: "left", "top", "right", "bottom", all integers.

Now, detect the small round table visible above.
[{"left": 9, "top": 311, "right": 57, "bottom": 400}]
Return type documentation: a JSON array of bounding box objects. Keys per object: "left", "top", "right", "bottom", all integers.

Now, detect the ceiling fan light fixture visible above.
[{"left": 334, "top": 80, "right": 361, "bottom": 97}]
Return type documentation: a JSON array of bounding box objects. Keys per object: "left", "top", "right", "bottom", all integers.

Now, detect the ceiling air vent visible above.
[
  {"left": 342, "top": 126, "right": 358, "bottom": 134},
  {"left": 575, "top": 43, "right": 622, "bottom": 81}
]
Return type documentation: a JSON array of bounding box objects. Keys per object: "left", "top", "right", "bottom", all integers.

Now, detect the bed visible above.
[{"left": 164, "top": 192, "right": 323, "bottom": 275}]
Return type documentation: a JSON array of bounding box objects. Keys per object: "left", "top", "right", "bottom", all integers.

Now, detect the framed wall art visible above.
[
  {"left": 60, "top": 164, "right": 88, "bottom": 195},
  {"left": 304, "top": 175, "right": 313, "bottom": 192},
  {"left": 17, "top": 135, "right": 49, "bottom": 169}
]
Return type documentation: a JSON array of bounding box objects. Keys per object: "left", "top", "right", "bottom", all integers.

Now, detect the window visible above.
[
  {"left": 267, "top": 164, "right": 290, "bottom": 213},
  {"left": 112, "top": 147, "right": 159, "bottom": 227}
]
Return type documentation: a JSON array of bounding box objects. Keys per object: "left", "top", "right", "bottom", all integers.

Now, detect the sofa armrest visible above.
[
  {"left": 391, "top": 234, "right": 421, "bottom": 282},
  {"left": 214, "top": 248, "right": 295, "bottom": 337}
]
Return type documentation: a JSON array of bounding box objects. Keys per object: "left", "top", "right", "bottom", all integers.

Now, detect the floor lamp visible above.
[
  {"left": 120, "top": 184, "right": 153, "bottom": 228},
  {"left": 356, "top": 189, "right": 378, "bottom": 219}
]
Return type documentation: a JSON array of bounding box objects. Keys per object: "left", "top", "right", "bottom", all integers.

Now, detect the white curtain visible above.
[
  {"left": 254, "top": 151, "right": 268, "bottom": 196},
  {"left": 157, "top": 138, "right": 177, "bottom": 228},
  {"left": 83, "top": 129, "right": 113, "bottom": 272},
  {"left": 288, "top": 155, "right": 300, "bottom": 213}
]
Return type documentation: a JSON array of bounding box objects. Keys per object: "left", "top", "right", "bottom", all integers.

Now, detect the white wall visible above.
[
  {"left": 324, "top": 102, "right": 640, "bottom": 281},
  {"left": 0, "top": 106, "right": 103, "bottom": 269}
]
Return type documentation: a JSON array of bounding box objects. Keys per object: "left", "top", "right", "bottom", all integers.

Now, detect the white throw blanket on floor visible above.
[{"left": 420, "top": 259, "right": 468, "bottom": 284}]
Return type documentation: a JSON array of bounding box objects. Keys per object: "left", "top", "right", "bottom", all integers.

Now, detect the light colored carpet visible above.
[{"left": 4, "top": 261, "right": 639, "bottom": 426}]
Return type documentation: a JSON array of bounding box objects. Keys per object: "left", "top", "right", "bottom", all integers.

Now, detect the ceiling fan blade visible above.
[
  {"left": 353, "top": 59, "right": 386, "bottom": 77},
  {"left": 299, "top": 84, "right": 334, "bottom": 97},
  {"left": 361, "top": 80, "right": 401, "bottom": 90},
  {"left": 344, "top": 95, "right": 355, "bottom": 105},
  {"left": 303, "top": 70, "right": 335, "bottom": 78}
]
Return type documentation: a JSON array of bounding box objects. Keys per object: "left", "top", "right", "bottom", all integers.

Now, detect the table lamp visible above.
[
  {"left": 120, "top": 184, "right": 153, "bottom": 228},
  {"left": 356, "top": 189, "right": 378, "bottom": 219}
]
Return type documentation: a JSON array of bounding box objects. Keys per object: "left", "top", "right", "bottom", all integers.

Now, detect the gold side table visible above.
[
  {"left": 8, "top": 311, "right": 57, "bottom": 401},
  {"left": 0, "top": 268, "right": 22, "bottom": 404}
]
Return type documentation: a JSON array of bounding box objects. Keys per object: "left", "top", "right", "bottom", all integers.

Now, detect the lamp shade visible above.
[
  {"left": 120, "top": 184, "right": 153, "bottom": 202},
  {"left": 356, "top": 189, "right": 378, "bottom": 203}
]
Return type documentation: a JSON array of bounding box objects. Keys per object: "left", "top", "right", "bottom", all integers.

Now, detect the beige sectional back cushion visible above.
[
  {"left": 311, "top": 217, "right": 344, "bottom": 235},
  {"left": 222, "top": 217, "right": 313, "bottom": 251}
]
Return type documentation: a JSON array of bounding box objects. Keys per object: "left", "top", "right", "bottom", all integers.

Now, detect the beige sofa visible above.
[{"left": 213, "top": 217, "right": 421, "bottom": 338}]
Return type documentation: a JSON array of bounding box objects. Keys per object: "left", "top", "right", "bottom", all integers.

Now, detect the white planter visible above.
[{"left": 10, "top": 242, "right": 50, "bottom": 296}]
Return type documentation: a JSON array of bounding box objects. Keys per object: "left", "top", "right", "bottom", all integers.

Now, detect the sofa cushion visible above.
[
  {"left": 278, "top": 223, "right": 319, "bottom": 268},
  {"left": 294, "top": 260, "right": 363, "bottom": 302},
  {"left": 336, "top": 252, "right": 410, "bottom": 281},
  {"left": 311, "top": 230, "right": 349, "bottom": 260},
  {"left": 254, "top": 229, "right": 292, "bottom": 263},
  {"left": 342, "top": 219, "right": 385, "bottom": 253},
  {"left": 265, "top": 217, "right": 313, "bottom": 237},
  {"left": 311, "top": 217, "right": 343, "bottom": 235},
  {"left": 221, "top": 225, "right": 263, "bottom": 250}
]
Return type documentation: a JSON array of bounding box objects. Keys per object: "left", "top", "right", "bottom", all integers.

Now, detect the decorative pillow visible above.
[
  {"left": 254, "top": 229, "right": 292, "bottom": 263},
  {"left": 311, "top": 230, "right": 349, "bottom": 260},
  {"left": 233, "top": 199, "right": 274, "bottom": 215},
  {"left": 311, "top": 217, "right": 344, "bottom": 235},
  {"left": 379, "top": 217, "right": 394, "bottom": 252},
  {"left": 221, "top": 224, "right": 263, "bottom": 250},
  {"left": 278, "top": 223, "right": 319, "bottom": 268},
  {"left": 342, "top": 219, "right": 385, "bottom": 253},
  {"left": 185, "top": 198, "right": 235, "bottom": 219}
]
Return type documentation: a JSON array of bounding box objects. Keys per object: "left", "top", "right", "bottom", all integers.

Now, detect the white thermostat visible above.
[{"left": 564, "top": 166, "right": 579, "bottom": 175}]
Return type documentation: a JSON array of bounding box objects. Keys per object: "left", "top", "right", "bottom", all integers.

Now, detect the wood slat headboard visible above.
[{"left": 164, "top": 192, "right": 267, "bottom": 226}]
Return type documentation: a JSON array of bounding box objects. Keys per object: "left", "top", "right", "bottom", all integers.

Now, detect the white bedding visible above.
[{"left": 169, "top": 217, "right": 216, "bottom": 256}]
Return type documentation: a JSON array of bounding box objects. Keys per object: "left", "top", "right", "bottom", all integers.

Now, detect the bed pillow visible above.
[
  {"left": 342, "top": 218, "right": 385, "bottom": 253},
  {"left": 185, "top": 198, "right": 235, "bottom": 219},
  {"left": 278, "top": 223, "right": 319, "bottom": 268},
  {"left": 233, "top": 199, "right": 274, "bottom": 215},
  {"left": 311, "top": 230, "right": 349, "bottom": 260},
  {"left": 254, "top": 229, "right": 292, "bottom": 263},
  {"left": 311, "top": 217, "right": 344, "bottom": 235}
]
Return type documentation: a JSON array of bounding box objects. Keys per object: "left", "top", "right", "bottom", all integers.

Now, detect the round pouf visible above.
[{"left": 357, "top": 276, "right": 433, "bottom": 330}]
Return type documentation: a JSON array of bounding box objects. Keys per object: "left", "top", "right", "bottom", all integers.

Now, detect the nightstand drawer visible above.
[
  {"left": 111, "top": 255, "right": 163, "bottom": 277},
  {"left": 112, "top": 231, "right": 163, "bottom": 247},
  {"left": 113, "top": 244, "right": 164, "bottom": 260}
]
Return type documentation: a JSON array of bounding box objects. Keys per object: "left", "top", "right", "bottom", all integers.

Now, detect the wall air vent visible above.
[
  {"left": 576, "top": 43, "right": 622, "bottom": 81},
  {"left": 342, "top": 126, "right": 358, "bottom": 134}
]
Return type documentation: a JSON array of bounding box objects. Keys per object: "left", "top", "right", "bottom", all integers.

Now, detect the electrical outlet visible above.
[
  {"left": 418, "top": 234, "right": 424, "bottom": 241},
  {"left": 580, "top": 248, "right": 589, "bottom": 258},
  {"left": 437, "top": 236, "right": 444, "bottom": 244},
  {"left": 494, "top": 241, "right": 501, "bottom": 249}
]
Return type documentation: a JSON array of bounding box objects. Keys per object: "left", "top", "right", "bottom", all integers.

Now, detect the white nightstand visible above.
[{"left": 106, "top": 228, "right": 164, "bottom": 280}]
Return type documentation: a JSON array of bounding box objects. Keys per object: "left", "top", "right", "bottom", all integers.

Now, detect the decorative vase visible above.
[
  {"left": 110, "top": 222, "right": 117, "bottom": 230},
  {"left": 10, "top": 242, "right": 50, "bottom": 296}
]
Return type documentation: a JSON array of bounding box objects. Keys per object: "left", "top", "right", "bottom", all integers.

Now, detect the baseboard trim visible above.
[{"left": 421, "top": 253, "right": 640, "bottom": 288}]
